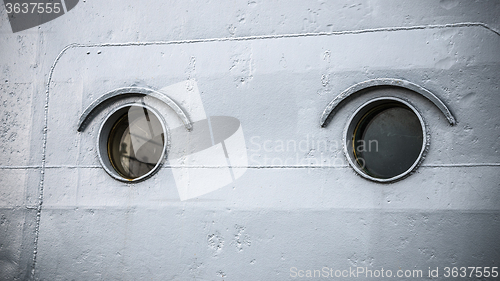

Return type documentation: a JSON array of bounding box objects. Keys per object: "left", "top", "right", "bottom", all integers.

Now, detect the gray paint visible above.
[{"left": 1, "top": 1, "right": 499, "bottom": 280}]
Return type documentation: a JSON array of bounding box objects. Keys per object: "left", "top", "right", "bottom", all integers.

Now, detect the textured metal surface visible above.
[{"left": 1, "top": 1, "right": 499, "bottom": 280}]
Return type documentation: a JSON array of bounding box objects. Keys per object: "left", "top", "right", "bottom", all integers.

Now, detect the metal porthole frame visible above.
[
  {"left": 343, "top": 96, "right": 429, "bottom": 183},
  {"left": 96, "top": 102, "right": 170, "bottom": 182}
]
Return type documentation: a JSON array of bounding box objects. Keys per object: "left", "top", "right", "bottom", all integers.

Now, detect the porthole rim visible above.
[
  {"left": 343, "top": 96, "right": 428, "bottom": 183},
  {"left": 97, "top": 102, "right": 169, "bottom": 183}
]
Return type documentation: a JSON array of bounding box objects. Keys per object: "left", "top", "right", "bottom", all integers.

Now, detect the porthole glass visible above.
[
  {"left": 98, "top": 104, "right": 167, "bottom": 182},
  {"left": 345, "top": 97, "right": 427, "bottom": 182}
]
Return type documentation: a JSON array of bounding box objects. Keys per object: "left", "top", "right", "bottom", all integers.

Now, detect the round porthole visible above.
[
  {"left": 344, "top": 97, "right": 427, "bottom": 182},
  {"left": 97, "top": 103, "right": 168, "bottom": 182}
]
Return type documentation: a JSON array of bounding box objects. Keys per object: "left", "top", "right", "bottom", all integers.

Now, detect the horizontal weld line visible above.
[
  {"left": 1, "top": 163, "right": 498, "bottom": 170},
  {"left": 162, "top": 165, "right": 351, "bottom": 169},
  {"left": 0, "top": 206, "right": 38, "bottom": 210},
  {"left": 18, "top": 207, "right": 500, "bottom": 213},
  {"left": 69, "top": 23, "right": 498, "bottom": 49},
  {"left": 421, "top": 163, "right": 500, "bottom": 167},
  {"left": 45, "top": 165, "right": 100, "bottom": 169},
  {"left": 163, "top": 163, "right": 500, "bottom": 169},
  {"left": 0, "top": 166, "right": 42, "bottom": 169}
]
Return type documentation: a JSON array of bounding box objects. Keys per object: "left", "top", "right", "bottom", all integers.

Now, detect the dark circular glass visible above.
[
  {"left": 352, "top": 102, "right": 423, "bottom": 179},
  {"left": 107, "top": 106, "right": 165, "bottom": 180}
]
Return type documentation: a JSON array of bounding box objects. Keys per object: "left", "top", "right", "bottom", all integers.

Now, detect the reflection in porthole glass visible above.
[
  {"left": 345, "top": 97, "right": 427, "bottom": 182},
  {"left": 107, "top": 106, "right": 165, "bottom": 179},
  {"left": 353, "top": 103, "right": 423, "bottom": 179},
  {"left": 98, "top": 104, "right": 167, "bottom": 181}
]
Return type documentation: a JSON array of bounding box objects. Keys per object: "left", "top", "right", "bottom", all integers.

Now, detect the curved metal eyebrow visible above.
[
  {"left": 320, "top": 78, "right": 457, "bottom": 127},
  {"left": 77, "top": 87, "right": 193, "bottom": 132}
]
